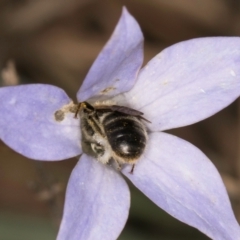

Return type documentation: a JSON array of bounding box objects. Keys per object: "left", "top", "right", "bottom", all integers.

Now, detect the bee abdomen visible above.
[{"left": 104, "top": 114, "right": 146, "bottom": 160}]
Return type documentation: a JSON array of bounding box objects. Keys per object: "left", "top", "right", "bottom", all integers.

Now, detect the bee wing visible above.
[
  {"left": 95, "top": 105, "right": 151, "bottom": 122},
  {"left": 110, "top": 105, "right": 144, "bottom": 116}
]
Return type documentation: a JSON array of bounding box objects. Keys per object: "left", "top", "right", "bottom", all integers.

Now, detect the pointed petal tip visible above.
[
  {"left": 77, "top": 5, "right": 143, "bottom": 102},
  {"left": 121, "top": 6, "right": 133, "bottom": 19},
  {"left": 57, "top": 155, "right": 130, "bottom": 240}
]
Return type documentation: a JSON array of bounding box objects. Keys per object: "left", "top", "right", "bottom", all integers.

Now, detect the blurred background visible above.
[{"left": 1, "top": 0, "right": 240, "bottom": 239}]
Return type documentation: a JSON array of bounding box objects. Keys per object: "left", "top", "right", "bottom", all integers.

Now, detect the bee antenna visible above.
[{"left": 74, "top": 102, "right": 84, "bottom": 118}]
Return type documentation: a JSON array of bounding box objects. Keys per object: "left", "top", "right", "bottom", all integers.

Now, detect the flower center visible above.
[{"left": 76, "top": 101, "right": 148, "bottom": 173}]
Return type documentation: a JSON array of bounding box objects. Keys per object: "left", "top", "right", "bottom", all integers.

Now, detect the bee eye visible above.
[
  {"left": 83, "top": 108, "right": 95, "bottom": 117},
  {"left": 91, "top": 143, "right": 105, "bottom": 156}
]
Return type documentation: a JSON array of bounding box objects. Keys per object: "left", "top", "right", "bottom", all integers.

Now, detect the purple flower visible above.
[{"left": 0, "top": 7, "right": 240, "bottom": 240}]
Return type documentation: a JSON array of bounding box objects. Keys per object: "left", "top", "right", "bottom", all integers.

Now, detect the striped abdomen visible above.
[{"left": 102, "top": 111, "right": 147, "bottom": 162}]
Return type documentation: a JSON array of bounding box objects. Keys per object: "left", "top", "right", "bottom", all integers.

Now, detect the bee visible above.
[{"left": 74, "top": 101, "right": 148, "bottom": 173}]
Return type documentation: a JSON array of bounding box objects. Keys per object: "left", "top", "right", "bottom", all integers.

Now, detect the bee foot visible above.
[{"left": 129, "top": 164, "right": 135, "bottom": 174}]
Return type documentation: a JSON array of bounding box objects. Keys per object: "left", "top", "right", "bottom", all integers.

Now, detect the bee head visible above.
[
  {"left": 74, "top": 101, "right": 96, "bottom": 118},
  {"left": 75, "top": 102, "right": 95, "bottom": 116}
]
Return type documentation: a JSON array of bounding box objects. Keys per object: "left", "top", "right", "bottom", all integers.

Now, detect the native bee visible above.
[{"left": 75, "top": 101, "right": 148, "bottom": 173}]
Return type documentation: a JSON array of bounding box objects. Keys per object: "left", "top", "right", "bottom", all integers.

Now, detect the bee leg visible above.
[
  {"left": 108, "top": 158, "right": 122, "bottom": 171},
  {"left": 112, "top": 158, "right": 122, "bottom": 171},
  {"left": 74, "top": 102, "right": 82, "bottom": 118},
  {"left": 116, "top": 161, "right": 122, "bottom": 171},
  {"left": 129, "top": 164, "right": 135, "bottom": 174}
]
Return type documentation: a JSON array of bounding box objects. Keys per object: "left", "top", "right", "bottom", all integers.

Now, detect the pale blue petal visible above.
[
  {"left": 123, "top": 37, "right": 240, "bottom": 131},
  {"left": 77, "top": 7, "right": 143, "bottom": 102},
  {"left": 123, "top": 132, "right": 240, "bottom": 240},
  {"left": 0, "top": 84, "right": 81, "bottom": 160},
  {"left": 57, "top": 154, "right": 130, "bottom": 240}
]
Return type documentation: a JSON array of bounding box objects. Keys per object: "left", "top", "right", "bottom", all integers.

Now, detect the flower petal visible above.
[
  {"left": 123, "top": 132, "right": 240, "bottom": 240},
  {"left": 0, "top": 84, "right": 81, "bottom": 160},
  {"left": 57, "top": 154, "right": 130, "bottom": 240},
  {"left": 123, "top": 37, "right": 240, "bottom": 131},
  {"left": 77, "top": 7, "right": 143, "bottom": 102}
]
